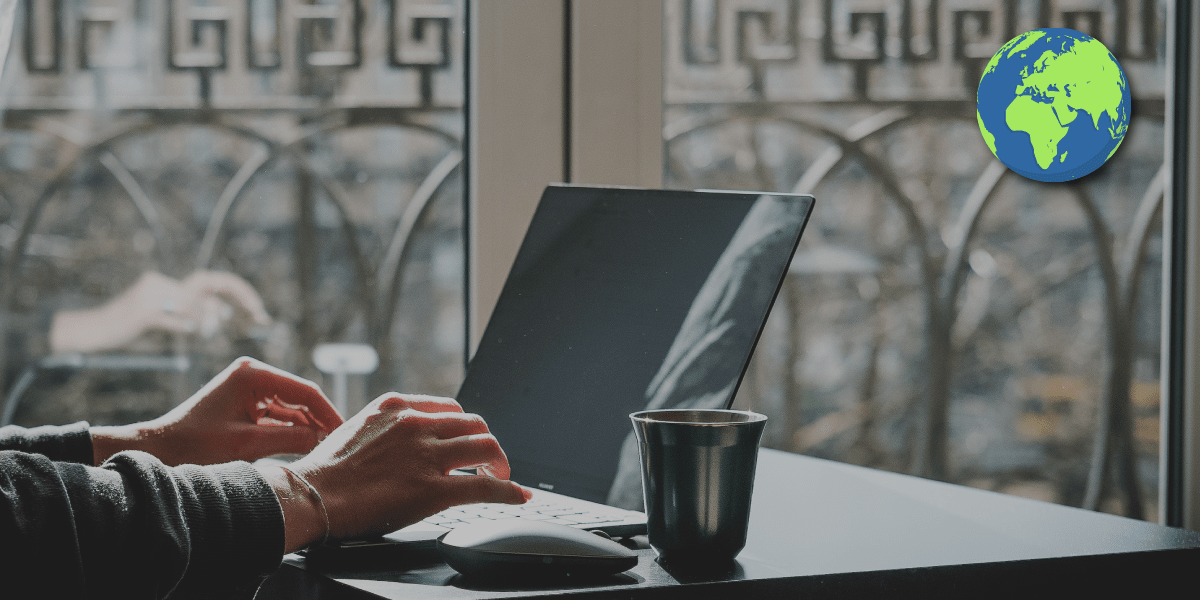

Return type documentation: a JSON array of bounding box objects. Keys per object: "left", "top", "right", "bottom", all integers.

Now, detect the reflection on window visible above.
[
  {"left": 0, "top": 0, "right": 465, "bottom": 427},
  {"left": 665, "top": 0, "right": 1165, "bottom": 520}
]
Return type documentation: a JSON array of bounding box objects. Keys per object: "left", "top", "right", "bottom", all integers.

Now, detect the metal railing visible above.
[
  {"left": 0, "top": 0, "right": 1171, "bottom": 519},
  {"left": 665, "top": 0, "right": 1167, "bottom": 518},
  {"left": 1, "top": 0, "right": 466, "bottom": 420}
]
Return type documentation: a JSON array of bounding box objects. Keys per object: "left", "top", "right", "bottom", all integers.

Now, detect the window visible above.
[
  {"left": 470, "top": 0, "right": 1195, "bottom": 524},
  {"left": 662, "top": 0, "right": 1171, "bottom": 521},
  {"left": 7, "top": 0, "right": 1194, "bottom": 527},
  {"left": 0, "top": 0, "right": 467, "bottom": 424}
]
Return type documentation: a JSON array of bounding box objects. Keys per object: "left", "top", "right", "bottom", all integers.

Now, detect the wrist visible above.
[
  {"left": 90, "top": 423, "right": 152, "bottom": 466},
  {"left": 51, "top": 303, "right": 135, "bottom": 354},
  {"left": 258, "top": 465, "right": 327, "bottom": 553}
]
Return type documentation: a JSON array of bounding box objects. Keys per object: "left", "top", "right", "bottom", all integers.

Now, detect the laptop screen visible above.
[{"left": 456, "top": 185, "right": 813, "bottom": 509}]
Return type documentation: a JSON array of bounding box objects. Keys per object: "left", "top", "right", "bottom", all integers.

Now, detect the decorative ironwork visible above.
[
  {"left": 7, "top": 0, "right": 460, "bottom": 108},
  {"left": 167, "top": 1, "right": 231, "bottom": 72},
  {"left": 246, "top": 0, "right": 283, "bottom": 70},
  {"left": 1, "top": 1, "right": 466, "bottom": 426},
  {"left": 23, "top": 0, "right": 62, "bottom": 73},
  {"left": 388, "top": 0, "right": 452, "bottom": 105},
  {"left": 2, "top": 0, "right": 1171, "bottom": 523},
  {"left": 665, "top": 0, "right": 1168, "bottom": 520},
  {"left": 669, "top": 0, "right": 1164, "bottom": 102},
  {"left": 295, "top": 0, "right": 361, "bottom": 69}
]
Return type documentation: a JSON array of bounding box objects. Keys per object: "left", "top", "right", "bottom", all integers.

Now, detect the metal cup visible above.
[{"left": 630, "top": 409, "right": 767, "bottom": 564}]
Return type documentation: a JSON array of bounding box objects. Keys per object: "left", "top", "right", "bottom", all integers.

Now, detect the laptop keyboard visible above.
[{"left": 422, "top": 497, "right": 634, "bottom": 530}]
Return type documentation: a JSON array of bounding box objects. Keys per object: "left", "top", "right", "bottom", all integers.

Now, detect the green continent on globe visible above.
[
  {"left": 1006, "top": 94, "right": 1068, "bottom": 169},
  {"left": 977, "top": 111, "right": 997, "bottom": 154},
  {"left": 983, "top": 30, "right": 1046, "bottom": 77},
  {"left": 989, "top": 33, "right": 1127, "bottom": 171}
]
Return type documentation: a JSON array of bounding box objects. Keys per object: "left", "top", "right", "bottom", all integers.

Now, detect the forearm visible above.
[
  {"left": 49, "top": 303, "right": 133, "bottom": 354},
  {"left": 90, "top": 423, "right": 160, "bottom": 466},
  {"left": 255, "top": 465, "right": 327, "bottom": 553}
]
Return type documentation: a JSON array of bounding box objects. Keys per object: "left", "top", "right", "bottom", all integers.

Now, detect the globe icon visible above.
[{"left": 976, "top": 28, "right": 1130, "bottom": 183}]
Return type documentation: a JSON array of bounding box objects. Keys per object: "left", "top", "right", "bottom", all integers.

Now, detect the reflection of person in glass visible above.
[
  {"left": 49, "top": 270, "right": 272, "bottom": 354},
  {"left": 607, "top": 196, "right": 805, "bottom": 510},
  {"left": 3, "top": 269, "right": 280, "bottom": 429}
]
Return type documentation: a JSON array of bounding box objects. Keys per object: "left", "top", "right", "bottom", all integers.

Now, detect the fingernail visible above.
[{"left": 520, "top": 486, "right": 533, "bottom": 501}]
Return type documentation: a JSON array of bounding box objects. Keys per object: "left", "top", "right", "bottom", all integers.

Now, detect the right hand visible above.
[
  {"left": 279, "top": 394, "right": 530, "bottom": 546},
  {"left": 50, "top": 270, "right": 271, "bottom": 354},
  {"left": 140, "top": 270, "right": 270, "bottom": 334}
]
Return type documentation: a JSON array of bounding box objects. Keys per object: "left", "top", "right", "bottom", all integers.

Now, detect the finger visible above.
[
  {"left": 231, "top": 358, "right": 343, "bottom": 432},
  {"left": 444, "top": 475, "right": 530, "bottom": 506},
  {"left": 196, "top": 296, "right": 225, "bottom": 338},
  {"left": 428, "top": 412, "right": 491, "bottom": 440},
  {"left": 195, "top": 295, "right": 232, "bottom": 322},
  {"left": 242, "top": 423, "right": 323, "bottom": 458},
  {"left": 434, "top": 433, "right": 511, "bottom": 480},
  {"left": 259, "top": 399, "right": 320, "bottom": 429},
  {"left": 184, "top": 271, "right": 271, "bottom": 326},
  {"left": 185, "top": 271, "right": 267, "bottom": 320},
  {"left": 147, "top": 311, "right": 198, "bottom": 334},
  {"left": 131, "top": 271, "right": 180, "bottom": 300},
  {"left": 375, "top": 393, "right": 464, "bottom": 414}
]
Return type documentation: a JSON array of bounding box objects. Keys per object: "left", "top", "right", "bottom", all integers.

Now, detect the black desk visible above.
[{"left": 258, "top": 449, "right": 1200, "bottom": 598}]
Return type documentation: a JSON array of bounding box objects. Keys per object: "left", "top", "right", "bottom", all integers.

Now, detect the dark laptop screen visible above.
[{"left": 456, "top": 185, "right": 813, "bottom": 508}]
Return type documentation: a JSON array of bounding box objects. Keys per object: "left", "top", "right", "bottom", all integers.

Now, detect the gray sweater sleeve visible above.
[
  {"left": 0, "top": 424, "right": 285, "bottom": 599},
  {"left": 0, "top": 422, "right": 94, "bottom": 462}
]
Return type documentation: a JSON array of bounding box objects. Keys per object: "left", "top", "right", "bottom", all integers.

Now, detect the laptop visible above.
[{"left": 329, "top": 184, "right": 814, "bottom": 551}]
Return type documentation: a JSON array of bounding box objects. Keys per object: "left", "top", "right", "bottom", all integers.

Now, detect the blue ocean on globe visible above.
[{"left": 976, "top": 28, "right": 1130, "bottom": 183}]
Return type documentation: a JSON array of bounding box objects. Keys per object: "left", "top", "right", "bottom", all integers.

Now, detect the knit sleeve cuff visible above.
[
  {"left": 0, "top": 421, "right": 93, "bottom": 463},
  {"left": 207, "top": 461, "right": 286, "bottom": 572},
  {"left": 169, "top": 460, "right": 286, "bottom": 598}
]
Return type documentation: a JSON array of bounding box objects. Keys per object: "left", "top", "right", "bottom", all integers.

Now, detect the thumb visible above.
[{"left": 245, "top": 424, "right": 323, "bottom": 459}]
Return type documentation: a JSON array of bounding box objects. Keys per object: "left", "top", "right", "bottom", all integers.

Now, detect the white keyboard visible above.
[{"left": 422, "top": 495, "right": 637, "bottom": 530}]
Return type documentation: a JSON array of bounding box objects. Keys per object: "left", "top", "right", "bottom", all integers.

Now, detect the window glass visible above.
[
  {"left": 0, "top": 0, "right": 465, "bottom": 425},
  {"left": 665, "top": 0, "right": 1166, "bottom": 519}
]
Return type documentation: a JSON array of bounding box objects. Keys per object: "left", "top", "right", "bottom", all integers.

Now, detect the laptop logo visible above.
[{"left": 538, "top": 483, "right": 555, "bottom": 490}]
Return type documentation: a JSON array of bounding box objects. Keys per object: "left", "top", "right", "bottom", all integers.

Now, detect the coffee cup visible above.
[{"left": 630, "top": 409, "right": 767, "bottom": 564}]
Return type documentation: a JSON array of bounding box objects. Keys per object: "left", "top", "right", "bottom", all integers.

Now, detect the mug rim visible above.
[{"left": 629, "top": 408, "right": 767, "bottom": 425}]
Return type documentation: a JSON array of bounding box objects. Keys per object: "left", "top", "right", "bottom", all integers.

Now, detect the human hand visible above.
[
  {"left": 260, "top": 394, "right": 531, "bottom": 551},
  {"left": 91, "top": 357, "right": 343, "bottom": 466},
  {"left": 50, "top": 270, "right": 271, "bottom": 354}
]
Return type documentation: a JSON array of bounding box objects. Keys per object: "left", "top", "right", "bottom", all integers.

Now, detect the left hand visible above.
[{"left": 92, "top": 357, "right": 343, "bottom": 466}]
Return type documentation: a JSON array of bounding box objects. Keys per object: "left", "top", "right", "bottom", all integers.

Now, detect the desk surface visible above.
[{"left": 259, "top": 449, "right": 1200, "bottom": 599}]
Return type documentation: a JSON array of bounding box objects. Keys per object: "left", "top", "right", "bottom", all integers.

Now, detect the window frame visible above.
[
  {"left": 465, "top": 0, "right": 662, "bottom": 357},
  {"left": 1165, "top": 0, "right": 1200, "bottom": 529}
]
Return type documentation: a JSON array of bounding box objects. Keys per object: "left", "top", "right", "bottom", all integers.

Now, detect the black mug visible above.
[{"left": 630, "top": 409, "right": 767, "bottom": 565}]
